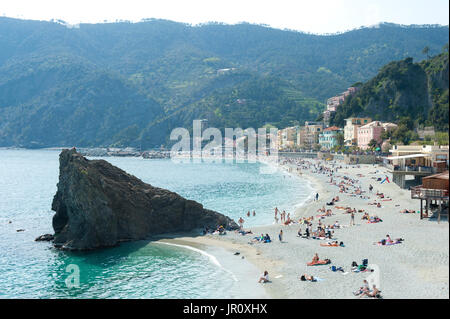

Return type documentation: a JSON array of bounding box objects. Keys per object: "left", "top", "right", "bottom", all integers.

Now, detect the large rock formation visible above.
[{"left": 50, "top": 148, "right": 238, "bottom": 250}]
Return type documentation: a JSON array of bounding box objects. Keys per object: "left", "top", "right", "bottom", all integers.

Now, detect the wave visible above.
[{"left": 154, "top": 241, "right": 238, "bottom": 282}]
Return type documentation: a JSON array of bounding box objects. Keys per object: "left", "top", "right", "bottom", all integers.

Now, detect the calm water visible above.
[{"left": 0, "top": 149, "right": 312, "bottom": 298}]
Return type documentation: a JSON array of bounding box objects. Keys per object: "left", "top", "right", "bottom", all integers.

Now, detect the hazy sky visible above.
[{"left": 1, "top": 0, "right": 449, "bottom": 34}]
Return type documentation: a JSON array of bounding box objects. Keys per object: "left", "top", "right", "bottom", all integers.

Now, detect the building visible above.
[
  {"left": 278, "top": 126, "right": 299, "bottom": 150},
  {"left": 298, "top": 122, "right": 323, "bottom": 149},
  {"left": 416, "top": 126, "right": 436, "bottom": 140},
  {"left": 411, "top": 171, "right": 449, "bottom": 222},
  {"left": 319, "top": 126, "right": 343, "bottom": 150},
  {"left": 385, "top": 145, "right": 449, "bottom": 189},
  {"left": 343, "top": 117, "right": 372, "bottom": 146},
  {"left": 388, "top": 145, "right": 449, "bottom": 168},
  {"left": 323, "top": 87, "right": 359, "bottom": 126},
  {"left": 357, "top": 121, "right": 398, "bottom": 150}
]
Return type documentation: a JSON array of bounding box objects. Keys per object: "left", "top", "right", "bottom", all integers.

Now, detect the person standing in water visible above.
[
  {"left": 238, "top": 217, "right": 245, "bottom": 229},
  {"left": 315, "top": 193, "right": 319, "bottom": 201}
]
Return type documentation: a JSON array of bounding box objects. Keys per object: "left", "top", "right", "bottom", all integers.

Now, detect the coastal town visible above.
[{"left": 1, "top": 0, "right": 448, "bottom": 306}]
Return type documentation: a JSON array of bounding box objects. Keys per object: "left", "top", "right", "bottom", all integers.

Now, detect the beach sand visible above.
[{"left": 157, "top": 159, "right": 449, "bottom": 299}]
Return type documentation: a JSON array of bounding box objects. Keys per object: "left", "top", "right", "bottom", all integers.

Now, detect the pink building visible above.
[{"left": 357, "top": 121, "right": 398, "bottom": 150}]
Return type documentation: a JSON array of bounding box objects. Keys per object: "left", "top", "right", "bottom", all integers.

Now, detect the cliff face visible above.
[
  {"left": 51, "top": 149, "right": 238, "bottom": 250},
  {"left": 332, "top": 52, "right": 449, "bottom": 131}
]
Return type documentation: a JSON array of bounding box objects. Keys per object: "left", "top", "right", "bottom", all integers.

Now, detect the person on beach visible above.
[
  {"left": 350, "top": 211, "right": 355, "bottom": 226},
  {"left": 300, "top": 274, "right": 316, "bottom": 282},
  {"left": 386, "top": 234, "right": 393, "bottom": 244},
  {"left": 258, "top": 271, "right": 270, "bottom": 283},
  {"left": 297, "top": 228, "right": 302, "bottom": 237},
  {"left": 354, "top": 280, "right": 370, "bottom": 296},
  {"left": 312, "top": 253, "right": 319, "bottom": 264},
  {"left": 361, "top": 285, "right": 381, "bottom": 298},
  {"left": 238, "top": 217, "right": 245, "bottom": 229},
  {"left": 279, "top": 230, "right": 283, "bottom": 242},
  {"left": 315, "top": 193, "right": 319, "bottom": 201}
]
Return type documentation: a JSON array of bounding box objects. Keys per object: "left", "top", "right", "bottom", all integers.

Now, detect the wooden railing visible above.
[{"left": 411, "top": 186, "right": 449, "bottom": 199}]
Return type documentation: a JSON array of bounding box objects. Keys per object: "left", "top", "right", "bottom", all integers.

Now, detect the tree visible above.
[
  {"left": 336, "top": 132, "right": 345, "bottom": 147},
  {"left": 422, "top": 46, "right": 430, "bottom": 59},
  {"left": 368, "top": 139, "right": 378, "bottom": 149}
]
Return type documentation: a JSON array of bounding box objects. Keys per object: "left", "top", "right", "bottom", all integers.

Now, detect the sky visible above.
[{"left": 1, "top": 0, "right": 449, "bottom": 34}]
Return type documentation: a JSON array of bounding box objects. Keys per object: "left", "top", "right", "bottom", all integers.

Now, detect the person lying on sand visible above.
[
  {"left": 300, "top": 274, "right": 316, "bottom": 282},
  {"left": 376, "top": 235, "right": 404, "bottom": 245},
  {"left": 360, "top": 285, "right": 381, "bottom": 298},
  {"left": 400, "top": 209, "right": 416, "bottom": 214},
  {"left": 320, "top": 241, "right": 343, "bottom": 247},
  {"left": 368, "top": 216, "right": 382, "bottom": 223}
]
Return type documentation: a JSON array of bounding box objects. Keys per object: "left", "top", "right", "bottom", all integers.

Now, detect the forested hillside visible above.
[
  {"left": 331, "top": 50, "right": 449, "bottom": 144},
  {"left": 0, "top": 18, "right": 448, "bottom": 148}
]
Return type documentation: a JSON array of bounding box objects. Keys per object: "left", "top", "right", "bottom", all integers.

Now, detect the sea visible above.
[{"left": 0, "top": 149, "right": 313, "bottom": 298}]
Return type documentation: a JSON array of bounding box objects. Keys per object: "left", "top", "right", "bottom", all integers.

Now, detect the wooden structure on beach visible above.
[
  {"left": 411, "top": 171, "right": 449, "bottom": 223},
  {"left": 386, "top": 145, "right": 449, "bottom": 189}
]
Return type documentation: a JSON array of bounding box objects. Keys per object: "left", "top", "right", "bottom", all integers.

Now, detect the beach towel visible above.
[
  {"left": 307, "top": 260, "right": 331, "bottom": 266},
  {"left": 320, "top": 243, "right": 339, "bottom": 247}
]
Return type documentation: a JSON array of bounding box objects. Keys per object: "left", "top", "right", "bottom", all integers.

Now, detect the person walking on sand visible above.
[
  {"left": 350, "top": 211, "right": 355, "bottom": 226},
  {"left": 279, "top": 230, "right": 283, "bottom": 242}
]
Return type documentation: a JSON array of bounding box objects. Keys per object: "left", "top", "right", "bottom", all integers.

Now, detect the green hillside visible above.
[
  {"left": 331, "top": 50, "right": 449, "bottom": 141},
  {"left": 0, "top": 18, "right": 448, "bottom": 148}
]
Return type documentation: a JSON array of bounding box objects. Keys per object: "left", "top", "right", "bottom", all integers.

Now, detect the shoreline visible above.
[
  {"left": 150, "top": 160, "right": 323, "bottom": 299},
  {"left": 161, "top": 158, "right": 449, "bottom": 299}
]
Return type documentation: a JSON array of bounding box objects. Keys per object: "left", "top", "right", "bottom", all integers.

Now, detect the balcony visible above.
[
  {"left": 391, "top": 165, "right": 447, "bottom": 174},
  {"left": 411, "top": 186, "right": 449, "bottom": 200}
]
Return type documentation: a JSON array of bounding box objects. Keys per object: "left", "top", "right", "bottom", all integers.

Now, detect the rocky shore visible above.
[{"left": 46, "top": 148, "right": 238, "bottom": 250}]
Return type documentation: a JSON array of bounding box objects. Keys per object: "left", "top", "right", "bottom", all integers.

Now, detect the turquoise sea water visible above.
[{"left": 0, "top": 149, "right": 312, "bottom": 298}]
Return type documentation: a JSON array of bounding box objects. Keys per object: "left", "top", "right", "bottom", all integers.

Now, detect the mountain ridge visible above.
[{"left": 0, "top": 18, "right": 448, "bottom": 148}]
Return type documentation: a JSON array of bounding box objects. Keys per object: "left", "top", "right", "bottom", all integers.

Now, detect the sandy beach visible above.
[{"left": 157, "top": 158, "right": 449, "bottom": 299}]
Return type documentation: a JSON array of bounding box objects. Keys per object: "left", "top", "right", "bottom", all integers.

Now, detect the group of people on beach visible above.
[
  {"left": 252, "top": 157, "right": 399, "bottom": 298},
  {"left": 203, "top": 157, "right": 411, "bottom": 298},
  {"left": 274, "top": 207, "right": 293, "bottom": 225}
]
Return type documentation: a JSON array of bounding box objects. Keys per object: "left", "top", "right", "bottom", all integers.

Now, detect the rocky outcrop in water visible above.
[{"left": 50, "top": 148, "right": 238, "bottom": 250}]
